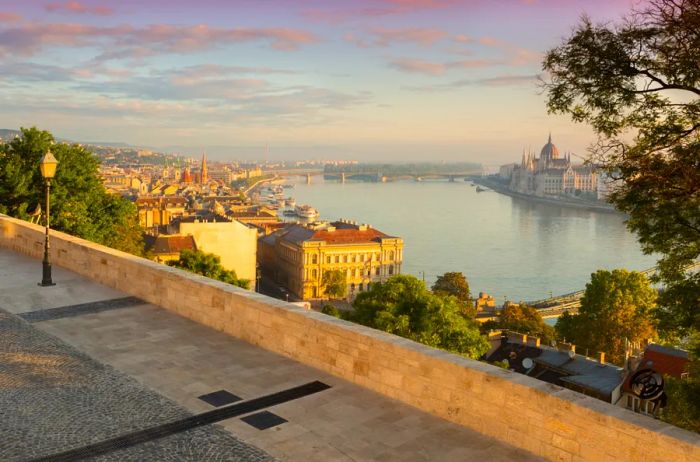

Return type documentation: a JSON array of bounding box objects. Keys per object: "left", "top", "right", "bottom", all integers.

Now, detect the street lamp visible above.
[{"left": 39, "top": 150, "right": 58, "bottom": 287}]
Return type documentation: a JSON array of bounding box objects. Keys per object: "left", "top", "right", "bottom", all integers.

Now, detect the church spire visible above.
[
  {"left": 200, "top": 152, "right": 208, "bottom": 184},
  {"left": 548, "top": 132, "right": 552, "bottom": 144}
]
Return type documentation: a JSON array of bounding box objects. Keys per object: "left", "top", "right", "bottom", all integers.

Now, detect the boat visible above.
[
  {"left": 285, "top": 198, "right": 296, "bottom": 207},
  {"left": 476, "top": 186, "right": 486, "bottom": 193},
  {"left": 283, "top": 210, "right": 297, "bottom": 217},
  {"left": 295, "top": 204, "right": 319, "bottom": 219}
]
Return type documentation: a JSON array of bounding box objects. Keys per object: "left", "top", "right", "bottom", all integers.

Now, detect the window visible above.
[
  {"left": 350, "top": 283, "right": 355, "bottom": 292},
  {"left": 335, "top": 255, "right": 340, "bottom": 263},
  {"left": 375, "top": 267, "right": 380, "bottom": 276},
  {"left": 389, "top": 250, "right": 395, "bottom": 261},
  {"left": 358, "top": 283, "right": 363, "bottom": 292},
  {"left": 343, "top": 255, "right": 348, "bottom": 263},
  {"left": 326, "top": 256, "right": 331, "bottom": 264},
  {"left": 352, "top": 269, "right": 357, "bottom": 277},
  {"left": 312, "top": 269, "right": 317, "bottom": 279},
  {"left": 388, "top": 265, "right": 394, "bottom": 275},
  {"left": 312, "top": 254, "right": 317, "bottom": 264}
]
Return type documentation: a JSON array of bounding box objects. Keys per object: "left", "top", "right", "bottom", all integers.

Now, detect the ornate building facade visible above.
[
  {"left": 259, "top": 220, "right": 404, "bottom": 301},
  {"left": 509, "top": 134, "right": 598, "bottom": 197}
]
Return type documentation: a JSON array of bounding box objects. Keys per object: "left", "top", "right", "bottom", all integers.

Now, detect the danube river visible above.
[{"left": 286, "top": 177, "right": 656, "bottom": 302}]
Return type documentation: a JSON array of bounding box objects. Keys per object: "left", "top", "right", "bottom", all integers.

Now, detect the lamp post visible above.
[{"left": 39, "top": 150, "right": 58, "bottom": 287}]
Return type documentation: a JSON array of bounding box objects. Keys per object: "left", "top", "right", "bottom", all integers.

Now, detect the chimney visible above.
[{"left": 599, "top": 352, "right": 605, "bottom": 365}]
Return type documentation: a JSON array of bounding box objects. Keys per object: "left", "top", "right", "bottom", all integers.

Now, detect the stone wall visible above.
[{"left": 1, "top": 214, "right": 698, "bottom": 462}]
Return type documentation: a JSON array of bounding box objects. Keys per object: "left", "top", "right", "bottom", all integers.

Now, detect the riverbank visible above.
[{"left": 471, "top": 176, "right": 620, "bottom": 214}]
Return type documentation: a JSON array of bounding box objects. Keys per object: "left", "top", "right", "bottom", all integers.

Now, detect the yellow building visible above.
[{"left": 259, "top": 220, "right": 404, "bottom": 300}]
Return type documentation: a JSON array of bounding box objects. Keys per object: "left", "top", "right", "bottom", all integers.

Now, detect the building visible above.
[
  {"left": 144, "top": 234, "right": 197, "bottom": 263},
  {"left": 508, "top": 134, "right": 598, "bottom": 197},
  {"left": 618, "top": 344, "right": 690, "bottom": 418},
  {"left": 485, "top": 333, "right": 624, "bottom": 403},
  {"left": 135, "top": 196, "right": 187, "bottom": 229},
  {"left": 259, "top": 220, "right": 404, "bottom": 300},
  {"left": 168, "top": 214, "right": 258, "bottom": 283}
]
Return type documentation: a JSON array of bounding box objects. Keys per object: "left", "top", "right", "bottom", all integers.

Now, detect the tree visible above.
[
  {"left": 322, "top": 269, "right": 347, "bottom": 300},
  {"left": 498, "top": 303, "right": 556, "bottom": 344},
  {"left": 660, "top": 333, "right": 700, "bottom": 432},
  {"left": 351, "top": 275, "right": 490, "bottom": 359},
  {"left": 321, "top": 304, "right": 342, "bottom": 318},
  {"left": 432, "top": 272, "right": 471, "bottom": 301},
  {"left": 432, "top": 272, "right": 475, "bottom": 318},
  {"left": 168, "top": 249, "right": 250, "bottom": 289},
  {"left": 555, "top": 269, "right": 657, "bottom": 364},
  {"left": 0, "top": 127, "right": 144, "bottom": 254},
  {"left": 542, "top": 0, "right": 700, "bottom": 336}
]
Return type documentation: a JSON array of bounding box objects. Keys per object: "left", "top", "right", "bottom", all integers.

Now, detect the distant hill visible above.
[
  {"left": 0, "top": 129, "right": 21, "bottom": 140},
  {"left": 0, "top": 128, "right": 146, "bottom": 149}
]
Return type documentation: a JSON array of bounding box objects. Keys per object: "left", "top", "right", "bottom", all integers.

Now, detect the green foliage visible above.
[
  {"left": 350, "top": 275, "right": 490, "bottom": 359},
  {"left": 542, "top": 1, "right": 700, "bottom": 336},
  {"left": 432, "top": 272, "right": 471, "bottom": 302},
  {"left": 555, "top": 269, "right": 657, "bottom": 365},
  {"left": 0, "top": 127, "right": 144, "bottom": 255},
  {"left": 432, "top": 272, "right": 475, "bottom": 318},
  {"left": 322, "top": 269, "right": 347, "bottom": 299},
  {"left": 498, "top": 303, "right": 556, "bottom": 344},
  {"left": 168, "top": 249, "right": 250, "bottom": 289},
  {"left": 660, "top": 332, "right": 700, "bottom": 432},
  {"left": 321, "top": 304, "right": 341, "bottom": 318}
]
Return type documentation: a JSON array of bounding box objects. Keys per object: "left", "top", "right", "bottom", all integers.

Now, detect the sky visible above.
[{"left": 0, "top": 0, "right": 639, "bottom": 163}]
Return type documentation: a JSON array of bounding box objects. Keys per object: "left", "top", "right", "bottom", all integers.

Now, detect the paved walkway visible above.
[{"left": 0, "top": 249, "right": 543, "bottom": 462}]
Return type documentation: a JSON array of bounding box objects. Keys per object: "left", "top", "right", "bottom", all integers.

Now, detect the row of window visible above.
[
  {"left": 306, "top": 265, "right": 396, "bottom": 281},
  {"left": 307, "top": 250, "right": 399, "bottom": 265}
]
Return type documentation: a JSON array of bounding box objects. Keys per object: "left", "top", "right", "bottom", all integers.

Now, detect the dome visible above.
[{"left": 540, "top": 133, "right": 560, "bottom": 161}]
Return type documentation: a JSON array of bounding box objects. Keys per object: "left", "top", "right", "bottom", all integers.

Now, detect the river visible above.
[{"left": 283, "top": 177, "right": 656, "bottom": 303}]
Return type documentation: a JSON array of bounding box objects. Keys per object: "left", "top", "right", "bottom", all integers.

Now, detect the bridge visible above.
[
  {"left": 528, "top": 262, "right": 700, "bottom": 318},
  {"left": 322, "top": 171, "right": 480, "bottom": 182}
]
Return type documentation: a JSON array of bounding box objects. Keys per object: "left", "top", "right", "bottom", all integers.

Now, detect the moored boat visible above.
[{"left": 295, "top": 204, "right": 319, "bottom": 219}]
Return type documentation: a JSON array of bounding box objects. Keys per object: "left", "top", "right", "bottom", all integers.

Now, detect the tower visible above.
[{"left": 200, "top": 153, "right": 208, "bottom": 184}]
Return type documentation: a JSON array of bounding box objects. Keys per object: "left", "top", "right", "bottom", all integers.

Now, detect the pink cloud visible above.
[
  {"left": 0, "top": 12, "right": 21, "bottom": 22},
  {"left": 347, "top": 27, "right": 448, "bottom": 47},
  {"left": 390, "top": 58, "right": 447, "bottom": 75},
  {"left": 303, "top": 0, "right": 454, "bottom": 22},
  {"left": 0, "top": 22, "right": 320, "bottom": 57},
  {"left": 390, "top": 56, "right": 500, "bottom": 75},
  {"left": 45, "top": 1, "right": 114, "bottom": 16}
]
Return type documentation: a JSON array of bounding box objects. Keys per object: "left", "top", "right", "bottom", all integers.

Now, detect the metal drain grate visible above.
[
  {"left": 18, "top": 296, "right": 145, "bottom": 322},
  {"left": 29, "top": 380, "right": 331, "bottom": 462},
  {"left": 241, "top": 411, "right": 288, "bottom": 430},
  {"left": 198, "top": 390, "right": 242, "bottom": 407}
]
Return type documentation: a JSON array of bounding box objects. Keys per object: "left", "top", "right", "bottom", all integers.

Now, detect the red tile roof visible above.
[{"left": 311, "top": 228, "right": 388, "bottom": 244}]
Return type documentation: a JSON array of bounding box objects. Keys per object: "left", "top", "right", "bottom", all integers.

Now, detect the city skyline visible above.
[{"left": 2, "top": 0, "right": 637, "bottom": 163}]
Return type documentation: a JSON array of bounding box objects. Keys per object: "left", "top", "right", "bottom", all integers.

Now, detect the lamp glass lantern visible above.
[{"left": 39, "top": 150, "right": 59, "bottom": 179}]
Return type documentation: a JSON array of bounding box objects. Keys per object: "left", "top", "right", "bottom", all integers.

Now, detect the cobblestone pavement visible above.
[{"left": 0, "top": 309, "right": 275, "bottom": 462}]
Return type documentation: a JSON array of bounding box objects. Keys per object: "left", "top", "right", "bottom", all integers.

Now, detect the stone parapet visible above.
[{"left": 1, "top": 214, "right": 697, "bottom": 462}]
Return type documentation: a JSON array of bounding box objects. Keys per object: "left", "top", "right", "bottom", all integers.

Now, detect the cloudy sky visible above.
[{"left": 1, "top": 0, "right": 636, "bottom": 163}]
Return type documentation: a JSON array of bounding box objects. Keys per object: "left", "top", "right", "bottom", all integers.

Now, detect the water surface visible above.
[{"left": 287, "top": 178, "right": 656, "bottom": 302}]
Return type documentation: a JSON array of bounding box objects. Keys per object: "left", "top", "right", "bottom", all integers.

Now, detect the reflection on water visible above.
[{"left": 286, "top": 178, "right": 656, "bottom": 302}]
